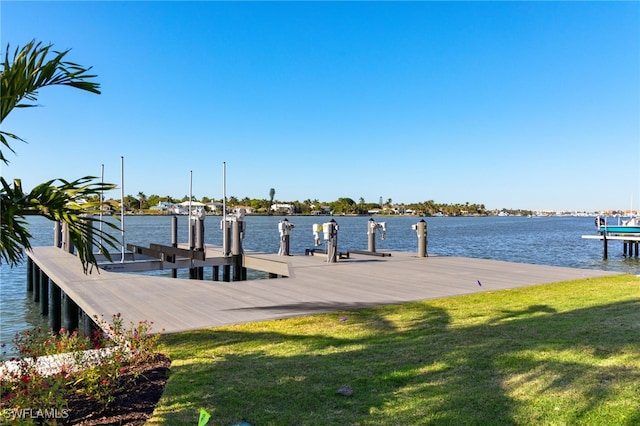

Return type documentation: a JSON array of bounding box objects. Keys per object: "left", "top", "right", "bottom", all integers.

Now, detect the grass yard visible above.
[{"left": 149, "top": 275, "right": 639, "bottom": 425}]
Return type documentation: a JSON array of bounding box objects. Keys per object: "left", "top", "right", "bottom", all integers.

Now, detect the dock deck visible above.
[{"left": 27, "top": 246, "right": 618, "bottom": 334}]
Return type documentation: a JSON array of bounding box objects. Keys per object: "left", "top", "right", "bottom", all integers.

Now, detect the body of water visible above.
[{"left": 1, "top": 214, "right": 637, "bottom": 357}]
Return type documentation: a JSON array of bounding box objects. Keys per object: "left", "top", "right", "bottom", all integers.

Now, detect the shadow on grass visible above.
[{"left": 158, "top": 299, "right": 640, "bottom": 425}]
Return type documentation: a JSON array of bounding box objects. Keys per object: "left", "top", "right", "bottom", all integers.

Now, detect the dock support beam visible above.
[
  {"left": 27, "top": 257, "right": 34, "bottom": 292},
  {"left": 81, "top": 312, "right": 96, "bottom": 337},
  {"left": 171, "top": 215, "right": 178, "bottom": 278},
  {"left": 212, "top": 265, "right": 219, "bottom": 281},
  {"left": 50, "top": 282, "right": 62, "bottom": 332},
  {"left": 33, "top": 265, "right": 41, "bottom": 303},
  {"left": 223, "top": 265, "right": 231, "bottom": 282},
  {"left": 63, "top": 292, "right": 79, "bottom": 332},
  {"left": 39, "top": 272, "right": 49, "bottom": 316},
  {"left": 603, "top": 234, "right": 608, "bottom": 260}
]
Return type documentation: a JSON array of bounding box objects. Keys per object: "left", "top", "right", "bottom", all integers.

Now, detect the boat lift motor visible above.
[
  {"left": 412, "top": 219, "right": 428, "bottom": 257},
  {"left": 367, "top": 218, "right": 387, "bottom": 252},
  {"left": 313, "top": 219, "right": 339, "bottom": 263},
  {"left": 325, "top": 219, "right": 339, "bottom": 263},
  {"left": 221, "top": 208, "right": 246, "bottom": 257},
  {"left": 190, "top": 207, "right": 206, "bottom": 251},
  {"left": 312, "top": 223, "right": 323, "bottom": 247},
  {"left": 278, "top": 218, "right": 295, "bottom": 256}
]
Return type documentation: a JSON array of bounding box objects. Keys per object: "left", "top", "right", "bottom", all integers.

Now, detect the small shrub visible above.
[{"left": 0, "top": 313, "right": 164, "bottom": 424}]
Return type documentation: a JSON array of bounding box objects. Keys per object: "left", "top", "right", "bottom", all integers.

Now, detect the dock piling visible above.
[
  {"left": 278, "top": 218, "right": 294, "bottom": 256},
  {"left": 27, "top": 257, "right": 34, "bottom": 292},
  {"left": 39, "top": 272, "right": 49, "bottom": 316},
  {"left": 54, "top": 221, "right": 62, "bottom": 248},
  {"left": 413, "top": 219, "right": 428, "bottom": 257},
  {"left": 230, "top": 209, "right": 246, "bottom": 281},
  {"left": 322, "top": 219, "right": 339, "bottom": 263},
  {"left": 63, "top": 292, "right": 79, "bottom": 332},
  {"left": 171, "top": 215, "right": 178, "bottom": 278},
  {"left": 33, "top": 265, "right": 41, "bottom": 303},
  {"left": 49, "top": 282, "right": 62, "bottom": 332}
]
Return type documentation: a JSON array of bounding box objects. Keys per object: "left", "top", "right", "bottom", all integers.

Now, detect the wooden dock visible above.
[
  {"left": 582, "top": 234, "right": 640, "bottom": 258},
  {"left": 26, "top": 246, "right": 618, "bottom": 335}
]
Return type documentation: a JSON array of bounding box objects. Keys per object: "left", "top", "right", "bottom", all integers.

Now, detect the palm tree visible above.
[
  {"left": 137, "top": 192, "right": 147, "bottom": 211},
  {"left": 268, "top": 188, "right": 275, "bottom": 215},
  {"left": 1, "top": 40, "right": 118, "bottom": 273}
]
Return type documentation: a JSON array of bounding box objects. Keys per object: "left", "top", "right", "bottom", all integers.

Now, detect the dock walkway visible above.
[{"left": 27, "top": 246, "right": 617, "bottom": 334}]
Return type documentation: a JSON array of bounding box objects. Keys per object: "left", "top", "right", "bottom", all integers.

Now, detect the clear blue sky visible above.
[{"left": 1, "top": 1, "right": 638, "bottom": 212}]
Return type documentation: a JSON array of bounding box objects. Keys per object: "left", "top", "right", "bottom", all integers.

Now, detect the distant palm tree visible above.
[
  {"left": 0, "top": 40, "right": 118, "bottom": 272},
  {"left": 269, "top": 188, "right": 275, "bottom": 215},
  {"left": 138, "top": 192, "right": 147, "bottom": 211}
]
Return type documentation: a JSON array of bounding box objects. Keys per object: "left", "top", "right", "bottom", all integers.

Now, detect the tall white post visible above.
[
  {"left": 222, "top": 162, "right": 228, "bottom": 256},
  {"left": 120, "top": 156, "right": 125, "bottom": 263},
  {"left": 99, "top": 163, "right": 104, "bottom": 253},
  {"left": 189, "top": 170, "right": 193, "bottom": 249}
]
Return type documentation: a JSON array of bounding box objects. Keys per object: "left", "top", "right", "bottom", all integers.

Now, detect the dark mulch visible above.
[{"left": 66, "top": 353, "right": 171, "bottom": 425}]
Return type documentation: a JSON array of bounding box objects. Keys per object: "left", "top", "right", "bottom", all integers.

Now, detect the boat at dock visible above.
[{"left": 595, "top": 215, "right": 640, "bottom": 235}]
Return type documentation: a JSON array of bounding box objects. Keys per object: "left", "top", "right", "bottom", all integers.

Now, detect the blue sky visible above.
[{"left": 1, "top": 1, "right": 638, "bottom": 212}]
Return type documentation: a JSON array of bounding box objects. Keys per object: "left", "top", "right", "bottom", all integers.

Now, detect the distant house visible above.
[
  {"left": 206, "top": 202, "right": 225, "bottom": 213},
  {"left": 310, "top": 205, "right": 332, "bottom": 215},
  {"left": 391, "top": 205, "right": 406, "bottom": 215},
  {"left": 234, "top": 205, "right": 254, "bottom": 215},
  {"left": 271, "top": 203, "right": 294, "bottom": 214},
  {"left": 150, "top": 201, "right": 175, "bottom": 212}
]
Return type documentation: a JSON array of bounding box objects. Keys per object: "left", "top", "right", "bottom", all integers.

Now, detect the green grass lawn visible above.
[{"left": 149, "top": 275, "right": 639, "bottom": 425}]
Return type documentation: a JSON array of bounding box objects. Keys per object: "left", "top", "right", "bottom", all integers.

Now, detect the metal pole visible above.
[
  {"left": 120, "top": 156, "right": 125, "bottom": 263},
  {"left": 100, "top": 163, "right": 104, "bottom": 252},
  {"left": 188, "top": 170, "right": 193, "bottom": 250},
  {"left": 222, "top": 162, "right": 228, "bottom": 256}
]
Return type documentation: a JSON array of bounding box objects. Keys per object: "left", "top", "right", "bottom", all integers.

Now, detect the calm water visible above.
[{"left": 1, "top": 214, "right": 637, "bottom": 357}]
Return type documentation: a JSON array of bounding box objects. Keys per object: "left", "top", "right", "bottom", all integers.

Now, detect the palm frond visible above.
[
  {"left": 1, "top": 40, "right": 100, "bottom": 163},
  {"left": 0, "top": 177, "right": 120, "bottom": 273}
]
